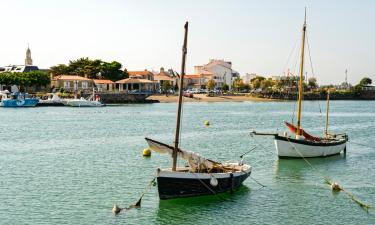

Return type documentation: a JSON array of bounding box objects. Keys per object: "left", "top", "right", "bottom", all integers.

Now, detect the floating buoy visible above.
[
  {"left": 112, "top": 204, "right": 122, "bottom": 215},
  {"left": 204, "top": 120, "right": 210, "bottom": 126},
  {"left": 143, "top": 148, "right": 151, "bottom": 157},
  {"left": 331, "top": 182, "right": 342, "bottom": 191}
]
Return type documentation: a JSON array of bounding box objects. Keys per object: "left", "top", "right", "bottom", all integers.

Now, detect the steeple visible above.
[{"left": 25, "top": 44, "right": 33, "bottom": 65}]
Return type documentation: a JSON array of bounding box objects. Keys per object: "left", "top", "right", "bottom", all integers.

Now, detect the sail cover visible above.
[
  {"left": 145, "top": 138, "right": 217, "bottom": 172},
  {"left": 284, "top": 121, "right": 321, "bottom": 142}
]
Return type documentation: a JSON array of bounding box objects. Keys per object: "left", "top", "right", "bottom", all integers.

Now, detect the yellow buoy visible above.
[
  {"left": 204, "top": 120, "right": 210, "bottom": 126},
  {"left": 143, "top": 148, "right": 151, "bottom": 157}
]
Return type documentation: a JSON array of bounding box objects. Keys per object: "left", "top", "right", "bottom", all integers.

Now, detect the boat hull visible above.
[
  {"left": 157, "top": 166, "right": 251, "bottom": 200},
  {"left": 66, "top": 100, "right": 103, "bottom": 107},
  {"left": 0, "top": 99, "right": 39, "bottom": 107},
  {"left": 275, "top": 135, "right": 347, "bottom": 158}
]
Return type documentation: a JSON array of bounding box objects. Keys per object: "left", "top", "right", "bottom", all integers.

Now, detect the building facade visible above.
[
  {"left": 51, "top": 75, "right": 94, "bottom": 91},
  {"left": 194, "top": 59, "right": 240, "bottom": 90}
]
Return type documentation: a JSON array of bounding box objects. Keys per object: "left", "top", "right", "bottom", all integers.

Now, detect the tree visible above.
[
  {"left": 0, "top": 71, "right": 50, "bottom": 91},
  {"left": 359, "top": 77, "right": 372, "bottom": 86},
  {"left": 308, "top": 77, "right": 318, "bottom": 90},
  {"left": 232, "top": 77, "right": 244, "bottom": 92},
  {"left": 49, "top": 57, "right": 127, "bottom": 81},
  {"left": 250, "top": 76, "right": 265, "bottom": 90},
  {"left": 251, "top": 79, "right": 261, "bottom": 89},
  {"left": 260, "top": 79, "right": 272, "bottom": 90},
  {"left": 162, "top": 81, "right": 172, "bottom": 95},
  {"left": 221, "top": 83, "right": 229, "bottom": 92},
  {"left": 206, "top": 79, "right": 216, "bottom": 91}
]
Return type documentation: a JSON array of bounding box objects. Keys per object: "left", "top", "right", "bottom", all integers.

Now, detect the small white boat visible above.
[
  {"left": 38, "top": 93, "right": 65, "bottom": 106},
  {"left": 65, "top": 89, "right": 104, "bottom": 107},
  {"left": 66, "top": 97, "right": 103, "bottom": 107}
]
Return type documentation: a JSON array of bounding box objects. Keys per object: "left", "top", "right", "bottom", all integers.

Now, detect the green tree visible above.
[
  {"left": 308, "top": 77, "right": 318, "bottom": 89},
  {"left": 260, "top": 79, "right": 272, "bottom": 90},
  {"left": 232, "top": 78, "right": 244, "bottom": 92},
  {"left": 49, "top": 57, "right": 127, "bottom": 81},
  {"left": 206, "top": 79, "right": 216, "bottom": 91},
  {"left": 251, "top": 79, "right": 261, "bottom": 89},
  {"left": 359, "top": 77, "right": 372, "bottom": 86},
  {"left": 162, "top": 81, "right": 172, "bottom": 95},
  {"left": 250, "top": 76, "right": 265, "bottom": 90},
  {"left": 221, "top": 83, "right": 229, "bottom": 92},
  {"left": 0, "top": 71, "right": 50, "bottom": 92},
  {"left": 49, "top": 64, "right": 71, "bottom": 75}
]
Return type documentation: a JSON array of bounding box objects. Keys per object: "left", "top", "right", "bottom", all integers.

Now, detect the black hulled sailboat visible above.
[{"left": 145, "top": 22, "right": 251, "bottom": 200}]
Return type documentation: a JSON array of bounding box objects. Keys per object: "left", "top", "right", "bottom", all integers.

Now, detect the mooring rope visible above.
[
  {"left": 249, "top": 176, "right": 266, "bottom": 189},
  {"left": 285, "top": 136, "right": 372, "bottom": 212},
  {"left": 112, "top": 176, "right": 157, "bottom": 215}
]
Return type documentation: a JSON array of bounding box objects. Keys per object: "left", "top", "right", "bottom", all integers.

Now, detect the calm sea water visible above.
[{"left": 0, "top": 101, "right": 374, "bottom": 224}]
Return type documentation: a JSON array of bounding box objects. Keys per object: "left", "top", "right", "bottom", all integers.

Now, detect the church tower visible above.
[{"left": 25, "top": 44, "right": 33, "bottom": 65}]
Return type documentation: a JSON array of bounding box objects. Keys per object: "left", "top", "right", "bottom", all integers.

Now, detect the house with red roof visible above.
[
  {"left": 194, "top": 59, "right": 240, "bottom": 90},
  {"left": 154, "top": 67, "right": 176, "bottom": 92},
  {"left": 51, "top": 75, "right": 94, "bottom": 91}
]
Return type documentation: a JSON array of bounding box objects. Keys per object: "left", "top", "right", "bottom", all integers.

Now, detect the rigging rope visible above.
[
  {"left": 283, "top": 38, "right": 299, "bottom": 75},
  {"left": 306, "top": 31, "right": 316, "bottom": 78}
]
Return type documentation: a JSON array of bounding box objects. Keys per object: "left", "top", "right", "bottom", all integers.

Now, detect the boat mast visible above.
[
  {"left": 296, "top": 8, "right": 307, "bottom": 137},
  {"left": 172, "top": 22, "right": 188, "bottom": 171},
  {"left": 325, "top": 90, "right": 330, "bottom": 137}
]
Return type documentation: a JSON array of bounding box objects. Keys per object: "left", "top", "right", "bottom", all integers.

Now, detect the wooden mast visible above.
[
  {"left": 325, "top": 90, "right": 330, "bottom": 137},
  {"left": 296, "top": 8, "right": 307, "bottom": 137},
  {"left": 172, "top": 22, "right": 188, "bottom": 171}
]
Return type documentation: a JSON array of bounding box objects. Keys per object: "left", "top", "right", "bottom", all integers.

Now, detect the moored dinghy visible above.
[
  {"left": 253, "top": 9, "right": 348, "bottom": 158},
  {"left": 146, "top": 22, "right": 251, "bottom": 200}
]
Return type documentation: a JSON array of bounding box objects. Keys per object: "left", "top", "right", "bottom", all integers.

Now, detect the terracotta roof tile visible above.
[
  {"left": 116, "top": 78, "right": 155, "bottom": 84},
  {"left": 54, "top": 75, "right": 92, "bottom": 81},
  {"left": 93, "top": 79, "right": 114, "bottom": 84},
  {"left": 127, "top": 70, "right": 152, "bottom": 76}
]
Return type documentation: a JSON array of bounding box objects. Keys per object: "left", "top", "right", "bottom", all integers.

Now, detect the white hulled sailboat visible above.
[{"left": 254, "top": 9, "right": 348, "bottom": 158}]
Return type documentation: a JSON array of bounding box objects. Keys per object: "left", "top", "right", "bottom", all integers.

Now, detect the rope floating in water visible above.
[
  {"left": 324, "top": 178, "right": 371, "bottom": 212},
  {"left": 112, "top": 177, "right": 157, "bottom": 215},
  {"left": 283, "top": 136, "right": 372, "bottom": 212}
]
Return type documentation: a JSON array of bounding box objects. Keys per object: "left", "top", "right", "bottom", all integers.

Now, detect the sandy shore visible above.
[{"left": 147, "top": 94, "right": 276, "bottom": 103}]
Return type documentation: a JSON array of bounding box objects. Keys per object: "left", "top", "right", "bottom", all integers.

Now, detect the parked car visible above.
[{"left": 183, "top": 91, "right": 194, "bottom": 98}]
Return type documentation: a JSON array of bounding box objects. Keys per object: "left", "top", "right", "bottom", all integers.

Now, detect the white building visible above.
[
  {"left": 242, "top": 73, "right": 258, "bottom": 84},
  {"left": 194, "top": 59, "right": 240, "bottom": 90}
]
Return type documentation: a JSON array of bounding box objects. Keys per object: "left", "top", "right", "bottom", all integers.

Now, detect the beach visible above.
[{"left": 147, "top": 94, "right": 276, "bottom": 103}]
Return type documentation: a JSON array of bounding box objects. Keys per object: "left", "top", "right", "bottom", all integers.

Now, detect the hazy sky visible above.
[{"left": 0, "top": 0, "right": 374, "bottom": 84}]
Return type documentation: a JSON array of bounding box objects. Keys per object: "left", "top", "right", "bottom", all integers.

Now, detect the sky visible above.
[{"left": 0, "top": 0, "right": 374, "bottom": 84}]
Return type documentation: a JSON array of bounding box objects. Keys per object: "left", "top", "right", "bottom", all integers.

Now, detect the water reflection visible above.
[
  {"left": 274, "top": 154, "right": 346, "bottom": 181},
  {"left": 155, "top": 186, "right": 251, "bottom": 224}
]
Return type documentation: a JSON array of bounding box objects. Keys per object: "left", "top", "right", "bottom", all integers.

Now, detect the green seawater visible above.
[{"left": 0, "top": 101, "right": 374, "bottom": 224}]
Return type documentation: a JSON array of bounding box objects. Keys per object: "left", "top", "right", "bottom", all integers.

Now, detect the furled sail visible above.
[
  {"left": 284, "top": 121, "right": 321, "bottom": 142},
  {"left": 145, "top": 138, "right": 217, "bottom": 172}
]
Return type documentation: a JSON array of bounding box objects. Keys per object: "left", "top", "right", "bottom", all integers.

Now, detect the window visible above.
[
  {"left": 64, "top": 81, "right": 70, "bottom": 89},
  {"left": 81, "top": 82, "right": 88, "bottom": 89}
]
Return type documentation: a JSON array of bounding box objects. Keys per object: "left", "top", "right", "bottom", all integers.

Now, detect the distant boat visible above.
[
  {"left": 65, "top": 90, "right": 104, "bottom": 107},
  {"left": 0, "top": 91, "right": 39, "bottom": 107},
  {"left": 38, "top": 93, "right": 65, "bottom": 106},
  {"left": 253, "top": 9, "right": 348, "bottom": 158},
  {"left": 145, "top": 22, "right": 251, "bottom": 200}
]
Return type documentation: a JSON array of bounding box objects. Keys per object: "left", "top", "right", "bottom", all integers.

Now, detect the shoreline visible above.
[{"left": 147, "top": 94, "right": 277, "bottom": 103}]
